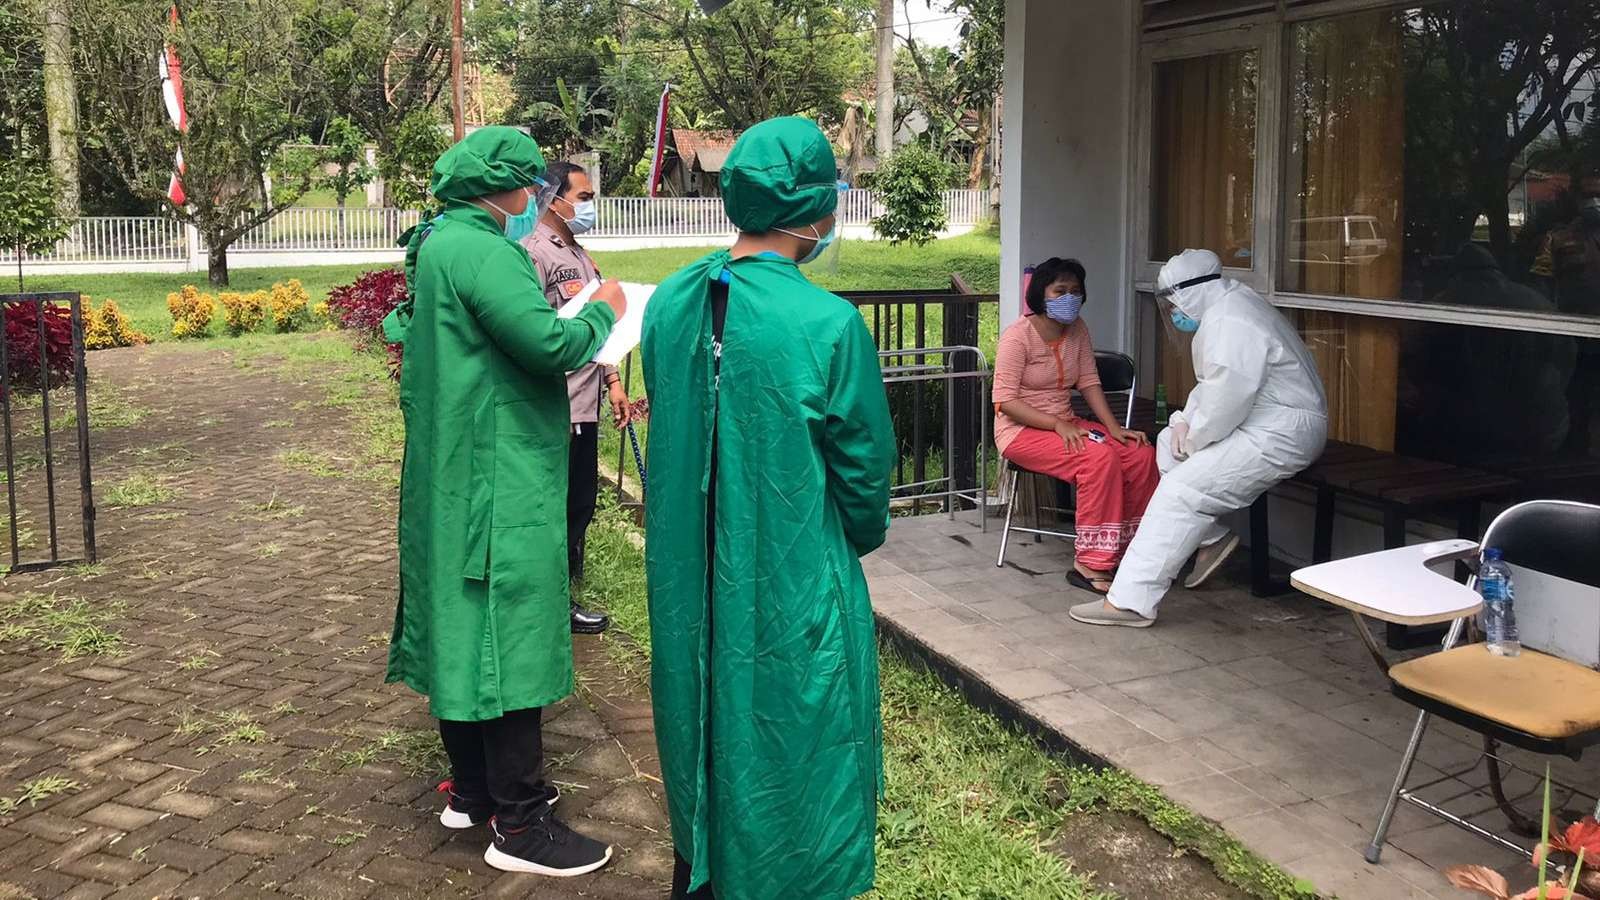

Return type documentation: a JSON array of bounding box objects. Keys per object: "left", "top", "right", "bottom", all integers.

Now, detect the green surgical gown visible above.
[
  {"left": 641, "top": 249, "right": 897, "bottom": 899},
  {"left": 386, "top": 203, "right": 615, "bottom": 722}
]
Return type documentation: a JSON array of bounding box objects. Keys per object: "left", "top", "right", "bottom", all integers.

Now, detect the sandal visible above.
[{"left": 1067, "top": 567, "right": 1114, "bottom": 596}]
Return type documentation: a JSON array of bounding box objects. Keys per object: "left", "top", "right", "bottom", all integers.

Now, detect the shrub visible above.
[
  {"left": 327, "top": 269, "right": 406, "bottom": 336},
  {"left": 2, "top": 301, "right": 74, "bottom": 392},
  {"left": 83, "top": 298, "right": 150, "bottom": 350},
  {"left": 872, "top": 143, "right": 958, "bottom": 246},
  {"left": 220, "top": 290, "right": 268, "bottom": 336},
  {"left": 167, "top": 285, "right": 216, "bottom": 339},
  {"left": 327, "top": 268, "right": 408, "bottom": 379},
  {"left": 270, "top": 279, "right": 312, "bottom": 333}
]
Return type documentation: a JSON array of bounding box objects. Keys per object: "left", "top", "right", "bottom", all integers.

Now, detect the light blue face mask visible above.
[
  {"left": 776, "top": 222, "right": 836, "bottom": 265},
  {"left": 1044, "top": 292, "right": 1085, "bottom": 324},
  {"left": 483, "top": 178, "right": 553, "bottom": 243},
  {"left": 1170, "top": 308, "right": 1200, "bottom": 333},
  {"left": 561, "top": 198, "right": 598, "bottom": 235}
]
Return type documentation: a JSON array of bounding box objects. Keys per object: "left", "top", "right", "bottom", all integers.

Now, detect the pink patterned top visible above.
[{"left": 991, "top": 317, "right": 1100, "bottom": 454}]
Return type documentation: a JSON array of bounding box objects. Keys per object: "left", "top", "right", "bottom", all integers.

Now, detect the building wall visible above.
[{"left": 1000, "top": 0, "right": 1137, "bottom": 353}]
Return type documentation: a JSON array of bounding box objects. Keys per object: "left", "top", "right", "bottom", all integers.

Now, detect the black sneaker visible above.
[
  {"left": 570, "top": 601, "right": 610, "bottom": 635},
  {"left": 484, "top": 813, "right": 613, "bottom": 877},
  {"left": 437, "top": 780, "right": 558, "bottom": 829}
]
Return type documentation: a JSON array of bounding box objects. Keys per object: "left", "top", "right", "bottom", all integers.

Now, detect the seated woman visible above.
[{"left": 993, "top": 257, "right": 1159, "bottom": 595}]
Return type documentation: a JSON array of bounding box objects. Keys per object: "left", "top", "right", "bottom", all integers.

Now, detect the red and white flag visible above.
[
  {"left": 158, "top": 6, "right": 188, "bottom": 206},
  {"left": 646, "top": 83, "right": 671, "bottom": 199}
]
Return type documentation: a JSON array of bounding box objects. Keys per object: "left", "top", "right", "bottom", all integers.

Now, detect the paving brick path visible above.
[{"left": 0, "top": 342, "right": 673, "bottom": 899}]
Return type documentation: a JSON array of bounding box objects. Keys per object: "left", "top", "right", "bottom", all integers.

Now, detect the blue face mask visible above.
[
  {"left": 484, "top": 183, "right": 546, "bottom": 243},
  {"left": 1170, "top": 308, "right": 1200, "bottom": 333},
  {"left": 1044, "top": 292, "right": 1084, "bottom": 324}
]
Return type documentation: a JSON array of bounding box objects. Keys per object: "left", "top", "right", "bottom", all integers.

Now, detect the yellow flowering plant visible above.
[{"left": 167, "top": 285, "right": 215, "bottom": 339}]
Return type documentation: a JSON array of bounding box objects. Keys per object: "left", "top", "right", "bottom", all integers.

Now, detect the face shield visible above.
[
  {"left": 528, "top": 175, "right": 560, "bottom": 219},
  {"left": 1154, "top": 272, "right": 1219, "bottom": 348}
]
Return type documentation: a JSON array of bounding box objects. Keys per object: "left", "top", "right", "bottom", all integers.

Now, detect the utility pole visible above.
[
  {"left": 875, "top": 0, "right": 895, "bottom": 164},
  {"left": 451, "top": 0, "right": 466, "bottom": 141}
]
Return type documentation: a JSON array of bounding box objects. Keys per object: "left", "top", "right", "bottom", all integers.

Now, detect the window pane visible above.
[
  {"left": 1150, "top": 50, "right": 1258, "bottom": 266},
  {"left": 1284, "top": 4, "right": 1600, "bottom": 325}
]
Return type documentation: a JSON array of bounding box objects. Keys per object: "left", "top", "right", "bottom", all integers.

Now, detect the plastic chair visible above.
[{"left": 995, "top": 351, "right": 1137, "bottom": 567}]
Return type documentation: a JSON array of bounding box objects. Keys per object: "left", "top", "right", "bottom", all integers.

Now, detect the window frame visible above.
[
  {"left": 1130, "top": 0, "right": 1600, "bottom": 342},
  {"left": 1133, "top": 18, "right": 1280, "bottom": 295}
]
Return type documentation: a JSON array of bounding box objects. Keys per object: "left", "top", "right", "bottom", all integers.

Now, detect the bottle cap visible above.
[{"left": 1482, "top": 547, "right": 1503, "bottom": 562}]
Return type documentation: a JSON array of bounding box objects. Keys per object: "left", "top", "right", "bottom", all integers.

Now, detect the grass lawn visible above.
[{"left": 23, "top": 230, "right": 1002, "bottom": 346}]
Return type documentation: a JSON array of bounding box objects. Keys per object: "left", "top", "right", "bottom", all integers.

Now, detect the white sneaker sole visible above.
[
  {"left": 440, "top": 791, "right": 558, "bottom": 830},
  {"left": 1184, "top": 533, "right": 1241, "bottom": 589},
  {"left": 483, "top": 842, "right": 613, "bottom": 877}
]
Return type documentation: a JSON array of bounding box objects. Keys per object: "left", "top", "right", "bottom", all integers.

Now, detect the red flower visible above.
[{"left": 1552, "top": 816, "right": 1600, "bottom": 857}]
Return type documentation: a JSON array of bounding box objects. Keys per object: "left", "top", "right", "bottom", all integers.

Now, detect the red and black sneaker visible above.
[
  {"left": 437, "top": 780, "right": 560, "bottom": 829},
  {"left": 484, "top": 812, "right": 612, "bottom": 877}
]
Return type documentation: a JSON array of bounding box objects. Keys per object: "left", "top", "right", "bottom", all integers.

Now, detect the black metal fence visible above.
[
  {"left": 0, "top": 292, "right": 96, "bottom": 571},
  {"left": 609, "top": 278, "right": 998, "bottom": 517}
]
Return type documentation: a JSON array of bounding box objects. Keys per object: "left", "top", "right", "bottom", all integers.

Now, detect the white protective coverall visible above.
[{"left": 1107, "top": 250, "right": 1328, "bottom": 618}]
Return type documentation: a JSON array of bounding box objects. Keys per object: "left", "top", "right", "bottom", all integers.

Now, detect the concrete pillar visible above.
[{"left": 1000, "top": 0, "right": 1136, "bottom": 353}]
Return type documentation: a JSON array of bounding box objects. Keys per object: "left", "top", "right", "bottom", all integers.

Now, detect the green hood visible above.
[
  {"left": 431, "top": 127, "right": 547, "bottom": 202},
  {"left": 720, "top": 117, "right": 838, "bottom": 233}
]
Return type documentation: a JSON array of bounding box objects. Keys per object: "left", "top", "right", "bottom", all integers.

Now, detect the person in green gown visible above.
[
  {"left": 641, "top": 116, "right": 898, "bottom": 900},
  {"left": 383, "top": 126, "right": 626, "bottom": 878}
]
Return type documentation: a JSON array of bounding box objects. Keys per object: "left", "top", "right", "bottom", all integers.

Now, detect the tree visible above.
[
  {"left": 298, "top": 0, "right": 451, "bottom": 204},
  {"left": 73, "top": 0, "right": 326, "bottom": 286},
  {"left": 528, "top": 77, "right": 613, "bottom": 160},
  {"left": 319, "top": 116, "right": 375, "bottom": 239},
  {"left": 0, "top": 157, "right": 72, "bottom": 291},
  {"left": 380, "top": 108, "right": 450, "bottom": 209},
  {"left": 655, "top": 0, "right": 874, "bottom": 131},
  {"left": 40, "top": 0, "right": 80, "bottom": 219},
  {"left": 872, "top": 140, "right": 952, "bottom": 245},
  {"left": 0, "top": 7, "right": 45, "bottom": 160},
  {"left": 898, "top": 0, "right": 1002, "bottom": 188}
]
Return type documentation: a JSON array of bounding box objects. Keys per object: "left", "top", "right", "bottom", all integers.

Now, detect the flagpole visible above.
[{"left": 450, "top": 0, "right": 465, "bottom": 142}]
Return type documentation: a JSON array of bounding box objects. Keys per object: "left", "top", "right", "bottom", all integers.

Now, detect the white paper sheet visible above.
[{"left": 557, "top": 279, "right": 654, "bottom": 366}]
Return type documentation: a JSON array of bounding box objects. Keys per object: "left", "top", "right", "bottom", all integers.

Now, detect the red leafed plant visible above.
[
  {"left": 2, "top": 301, "right": 75, "bottom": 393},
  {"left": 326, "top": 268, "right": 407, "bottom": 378}
]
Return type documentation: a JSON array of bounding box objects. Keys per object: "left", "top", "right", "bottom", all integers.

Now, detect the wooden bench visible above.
[{"left": 1070, "top": 395, "right": 1520, "bottom": 647}]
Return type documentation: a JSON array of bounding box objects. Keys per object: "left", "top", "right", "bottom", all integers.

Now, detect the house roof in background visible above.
[
  {"left": 694, "top": 147, "right": 731, "bottom": 174},
  {"left": 669, "top": 129, "right": 738, "bottom": 169}
]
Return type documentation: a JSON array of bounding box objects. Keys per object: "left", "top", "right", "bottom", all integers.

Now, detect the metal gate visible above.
[{"left": 0, "top": 292, "right": 96, "bottom": 571}]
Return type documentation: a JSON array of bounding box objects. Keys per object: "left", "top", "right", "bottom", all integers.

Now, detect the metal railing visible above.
[
  {"left": 15, "top": 190, "right": 987, "bottom": 265},
  {"left": 880, "top": 345, "right": 992, "bottom": 523},
  {"left": 0, "top": 217, "right": 188, "bottom": 264},
  {"left": 0, "top": 293, "right": 96, "bottom": 571},
  {"left": 225, "top": 207, "right": 424, "bottom": 252}
]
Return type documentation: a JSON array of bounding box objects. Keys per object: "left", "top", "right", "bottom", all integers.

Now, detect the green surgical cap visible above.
[
  {"left": 720, "top": 117, "right": 839, "bottom": 233},
  {"left": 430, "top": 126, "right": 547, "bottom": 202}
]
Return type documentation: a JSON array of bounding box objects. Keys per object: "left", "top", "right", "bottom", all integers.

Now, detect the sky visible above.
[{"left": 900, "top": 3, "right": 965, "bottom": 49}]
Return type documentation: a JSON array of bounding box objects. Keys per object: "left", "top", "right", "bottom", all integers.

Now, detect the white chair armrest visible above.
[{"left": 1291, "top": 539, "right": 1483, "bottom": 626}]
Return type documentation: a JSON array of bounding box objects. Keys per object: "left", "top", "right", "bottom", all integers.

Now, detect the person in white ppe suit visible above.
[{"left": 1070, "top": 249, "right": 1328, "bottom": 627}]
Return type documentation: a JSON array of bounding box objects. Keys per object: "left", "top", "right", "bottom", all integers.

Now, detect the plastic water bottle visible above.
[
  {"left": 1478, "top": 547, "right": 1520, "bottom": 657},
  {"left": 1154, "top": 384, "right": 1169, "bottom": 426}
]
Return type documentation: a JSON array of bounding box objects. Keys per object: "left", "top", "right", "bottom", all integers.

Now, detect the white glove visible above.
[{"left": 1170, "top": 422, "right": 1192, "bottom": 461}]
